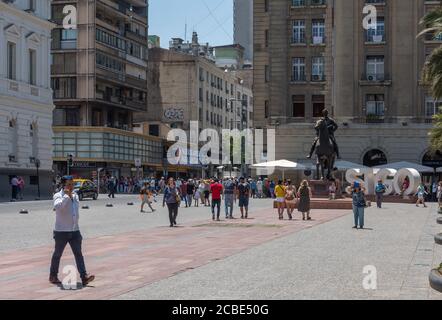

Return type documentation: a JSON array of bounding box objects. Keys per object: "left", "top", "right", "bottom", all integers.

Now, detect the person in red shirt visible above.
[{"left": 210, "top": 179, "right": 223, "bottom": 221}]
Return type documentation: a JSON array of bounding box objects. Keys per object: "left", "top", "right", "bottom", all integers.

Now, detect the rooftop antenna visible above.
[{"left": 185, "top": 18, "right": 187, "bottom": 42}]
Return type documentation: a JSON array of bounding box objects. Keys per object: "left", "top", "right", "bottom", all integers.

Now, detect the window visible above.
[
  {"left": 30, "top": 122, "right": 38, "bottom": 159},
  {"left": 292, "top": 58, "right": 306, "bottom": 81},
  {"left": 312, "top": 95, "right": 325, "bottom": 117},
  {"left": 312, "top": 19, "right": 325, "bottom": 44},
  {"left": 366, "top": 17, "right": 385, "bottom": 43},
  {"left": 265, "top": 100, "right": 269, "bottom": 118},
  {"left": 51, "top": 78, "right": 77, "bottom": 99},
  {"left": 292, "top": 20, "right": 305, "bottom": 44},
  {"left": 7, "top": 42, "right": 17, "bottom": 80},
  {"left": 292, "top": 95, "right": 305, "bottom": 117},
  {"left": 366, "top": 56, "right": 384, "bottom": 81},
  {"left": 425, "top": 97, "right": 442, "bottom": 117},
  {"left": 366, "top": 94, "right": 385, "bottom": 116},
  {"left": 265, "top": 65, "right": 270, "bottom": 82},
  {"left": 29, "top": 49, "right": 37, "bottom": 85},
  {"left": 8, "top": 119, "right": 18, "bottom": 162},
  {"left": 311, "top": 56, "right": 325, "bottom": 81}
]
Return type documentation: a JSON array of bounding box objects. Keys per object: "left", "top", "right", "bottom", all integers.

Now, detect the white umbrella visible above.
[
  {"left": 374, "top": 161, "right": 434, "bottom": 173},
  {"left": 252, "top": 160, "right": 306, "bottom": 180}
]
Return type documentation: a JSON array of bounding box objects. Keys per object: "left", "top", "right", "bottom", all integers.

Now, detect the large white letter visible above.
[
  {"left": 200, "top": 129, "right": 220, "bottom": 165},
  {"left": 167, "top": 129, "right": 188, "bottom": 165},
  {"left": 63, "top": 5, "right": 77, "bottom": 30}
]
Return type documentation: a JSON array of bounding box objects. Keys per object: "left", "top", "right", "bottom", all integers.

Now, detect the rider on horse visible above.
[{"left": 307, "top": 109, "right": 340, "bottom": 159}]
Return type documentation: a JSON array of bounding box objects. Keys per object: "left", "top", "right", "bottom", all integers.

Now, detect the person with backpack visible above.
[
  {"left": 375, "top": 179, "right": 387, "bottom": 208},
  {"left": 237, "top": 177, "right": 251, "bottom": 219}
]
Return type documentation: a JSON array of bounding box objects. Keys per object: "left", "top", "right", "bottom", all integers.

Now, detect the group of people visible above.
[
  {"left": 161, "top": 177, "right": 252, "bottom": 227},
  {"left": 9, "top": 175, "right": 25, "bottom": 201},
  {"left": 274, "top": 180, "right": 313, "bottom": 221}
]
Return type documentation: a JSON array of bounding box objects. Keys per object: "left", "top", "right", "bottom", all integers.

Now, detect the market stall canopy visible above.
[{"left": 252, "top": 160, "right": 307, "bottom": 179}]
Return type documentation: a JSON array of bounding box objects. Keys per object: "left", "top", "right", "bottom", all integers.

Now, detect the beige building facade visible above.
[
  {"left": 137, "top": 48, "right": 253, "bottom": 136},
  {"left": 254, "top": 0, "right": 441, "bottom": 167}
]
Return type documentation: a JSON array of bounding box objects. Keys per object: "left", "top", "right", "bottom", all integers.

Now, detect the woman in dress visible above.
[
  {"left": 284, "top": 183, "right": 297, "bottom": 220},
  {"left": 297, "top": 180, "right": 312, "bottom": 221}
]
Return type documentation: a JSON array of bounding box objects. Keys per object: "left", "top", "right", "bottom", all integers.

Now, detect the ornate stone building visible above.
[
  {"left": 254, "top": 0, "right": 441, "bottom": 168},
  {"left": 0, "top": 0, "right": 54, "bottom": 199}
]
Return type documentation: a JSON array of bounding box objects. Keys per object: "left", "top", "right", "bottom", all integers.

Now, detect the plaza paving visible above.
[{"left": 0, "top": 196, "right": 441, "bottom": 300}]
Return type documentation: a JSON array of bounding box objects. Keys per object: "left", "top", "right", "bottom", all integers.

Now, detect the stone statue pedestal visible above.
[{"left": 309, "top": 180, "right": 330, "bottom": 197}]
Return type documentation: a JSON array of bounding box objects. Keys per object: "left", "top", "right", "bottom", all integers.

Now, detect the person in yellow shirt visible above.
[{"left": 275, "top": 180, "right": 286, "bottom": 220}]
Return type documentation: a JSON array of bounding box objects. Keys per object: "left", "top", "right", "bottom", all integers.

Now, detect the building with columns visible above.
[
  {"left": 0, "top": 0, "right": 54, "bottom": 199},
  {"left": 254, "top": 0, "right": 442, "bottom": 169}
]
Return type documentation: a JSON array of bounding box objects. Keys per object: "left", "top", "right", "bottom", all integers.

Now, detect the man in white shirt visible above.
[
  {"left": 49, "top": 176, "right": 95, "bottom": 286},
  {"left": 10, "top": 176, "right": 19, "bottom": 201}
]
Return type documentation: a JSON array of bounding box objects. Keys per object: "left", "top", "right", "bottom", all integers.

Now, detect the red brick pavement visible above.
[{"left": 0, "top": 206, "right": 350, "bottom": 300}]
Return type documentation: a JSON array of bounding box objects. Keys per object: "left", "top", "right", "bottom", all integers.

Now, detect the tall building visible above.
[
  {"left": 0, "top": 0, "right": 54, "bottom": 199},
  {"left": 254, "top": 0, "right": 441, "bottom": 168},
  {"left": 134, "top": 43, "right": 253, "bottom": 177},
  {"left": 51, "top": 0, "right": 164, "bottom": 179},
  {"left": 234, "top": 0, "right": 253, "bottom": 64}
]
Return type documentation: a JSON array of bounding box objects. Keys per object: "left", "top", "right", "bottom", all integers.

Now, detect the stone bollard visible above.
[
  {"left": 82, "top": 206, "right": 90, "bottom": 210},
  {"left": 127, "top": 202, "right": 134, "bottom": 206},
  {"left": 106, "top": 203, "right": 113, "bottom": 208},
  {"left": 19, "top": 209, "right": 29, "bottom": 214},
  {"left": 435, "top": 233, "right": 442, "bottom": 245},
  {"left": 429, "top": 266, "right": 442, "bottom": 293}
]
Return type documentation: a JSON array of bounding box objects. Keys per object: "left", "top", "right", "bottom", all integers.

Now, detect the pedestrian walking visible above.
[
  {"left": 17, "top": 176, "right": 25, "bottom": 200},
  {"left": 10, "top": 175, "right": 19, "bottom": 202},
  {"left": 49, "top": 176, "right": 95, "bottom": 286},
  {"left": 237, "top": 177, "right": 251, "bottom": 219},
  {"left": 204, "top": 180, "right": 211, "bottom": 206},
  {"left": 223, "top": 177, "right": 236, "bottom": 219},
  {"left": 210, "top": 179, "right": 223, "bottom": 221},
  {"left": 186, "top": 179, "right": 195, "bottom": 207},
  {"left": 107, "top": 176, "right": 116, "bottom": 198},
  {"left": 194, "top": 187, "right": 201, "bottom": 207},
  {"left": 256, "top": 178, "right": 263, "bottom": 198},
  {"left": 275, "top": 180, "right": 286, "bottom": 220},
  {"left": 351, "top": 182, "right": 366, "bottom": 229},
  {"left": 198, "top": 180, "right": 206, "bottom": 206},
  {"left": 163, "top": 178, "right": 181, "bottom": 227},
  {"left": 416, "top": 182, "right": 428, "bottom": 208},
  {"left": 140, "top": 182, "right": 155, "bottom": 213},
  {"left": 297, "top": 180, "right": 312, "bottom": 221},
  {"left": 437, "top": 182, "right": 442, "bottom": 210},
  {"left": 375, "top": 179, "right": 387, "bottom": 208},
  {"left": 180, "top": 180, "right": 188, "bottom": 207},
  {"left": 285, "top": 183, "right": 297, "bottom": 220},
  {"left": 269, "top": 180, "right": 276, "bottom": 199}
]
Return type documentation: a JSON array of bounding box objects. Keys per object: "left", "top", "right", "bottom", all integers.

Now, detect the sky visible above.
[{"left": 149, "top": 0, "right": 234, "bottom": 48}]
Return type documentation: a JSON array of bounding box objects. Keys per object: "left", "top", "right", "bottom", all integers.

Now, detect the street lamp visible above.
[{"left": 35, "top": 159, "right": 41, "bottom": 200}]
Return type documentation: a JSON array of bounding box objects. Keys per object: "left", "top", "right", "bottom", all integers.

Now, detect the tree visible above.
[{"left": 419, "top": 7, "right": 442, "bottom": 151}]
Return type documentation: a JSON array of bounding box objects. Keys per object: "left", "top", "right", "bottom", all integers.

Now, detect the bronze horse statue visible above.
[{"left": 315, "top": 119, "right": 336, "bottom": 181}]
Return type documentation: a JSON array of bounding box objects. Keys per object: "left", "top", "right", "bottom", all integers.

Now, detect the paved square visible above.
[{"left": 0, "top": 197, "right": 441, "bottom": 300}]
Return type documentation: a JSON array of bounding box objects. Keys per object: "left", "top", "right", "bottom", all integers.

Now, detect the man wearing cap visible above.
[{"left": 49, "top": 176, "right": 95, "bottom": 286}]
